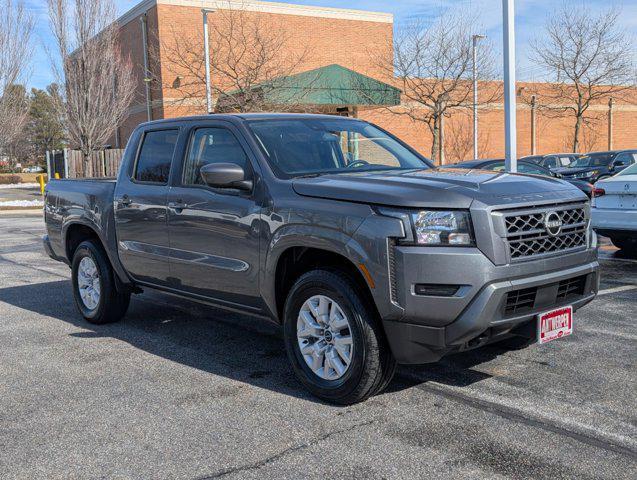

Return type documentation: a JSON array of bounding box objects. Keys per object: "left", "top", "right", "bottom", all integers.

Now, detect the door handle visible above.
[
  {"left": 168, "top": 200, "right": 188, "bottom": 211},
  {"left": 119, "top": 195, "right": 132, "bottom": 207}
]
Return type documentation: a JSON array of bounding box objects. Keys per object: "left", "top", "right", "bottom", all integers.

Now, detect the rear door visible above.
[
  {"left": 166, "top": 122, "right": 262, "bottom": 309},
  {"left": 114, "top": 127, "right": 180, "bottom": 286}
]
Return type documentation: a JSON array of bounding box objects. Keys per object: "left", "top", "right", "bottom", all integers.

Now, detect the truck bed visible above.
[{"left": 44, "top": 178, "right": 121, "bottom": 272}]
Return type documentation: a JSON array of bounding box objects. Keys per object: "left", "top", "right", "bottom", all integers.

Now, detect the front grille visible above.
[
  {"left": 504, "top": 287, "right": 537, "bottom": 315},
  {"left": 502, "top": 205, "right": 587, "bottom": 259},
  {"left": 502, "top": 274, "right": 591, "bottom": 317},
  {"left": 557, "top": 275, "right": 587, "bottom": 300}
]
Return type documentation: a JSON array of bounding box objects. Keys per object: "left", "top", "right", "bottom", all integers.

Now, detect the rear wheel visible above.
[
  {"left": 71, "top": 240, "right": 130, "bottom": 324},
  {"left": 283, "top": 269, "right": 396, "bottom": 405}
]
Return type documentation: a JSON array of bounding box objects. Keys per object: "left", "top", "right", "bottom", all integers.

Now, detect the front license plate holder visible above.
[{"left": 538, "top": 306, "right": 573, "bottom": 344}]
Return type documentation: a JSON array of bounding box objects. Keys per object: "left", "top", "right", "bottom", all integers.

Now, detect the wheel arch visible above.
[
  {"left": 63, "top": 220, "right": 133, "bottom": 288},
  {"left": 268, "top": 242, "right": 376, "bottom": 323}
]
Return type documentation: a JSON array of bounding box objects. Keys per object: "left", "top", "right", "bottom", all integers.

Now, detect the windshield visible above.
[
  {"left": 569, "top": 153, "right": 613, "bottom": 168},
  {"left": 246, "top": 118, "right": 429, "bottom": 177},
  {"left": 617, "top": 163, "right": 637, "bottom": 176}
]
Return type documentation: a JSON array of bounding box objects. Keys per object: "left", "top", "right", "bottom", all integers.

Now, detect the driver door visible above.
[{"left": 166, "top": 123, "right": 262, "bottom": 309}]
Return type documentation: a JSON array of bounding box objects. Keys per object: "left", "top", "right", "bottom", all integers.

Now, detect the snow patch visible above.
[
  {"left": 0, "top": 199, "right": 44, "bottom": 207},
  {"left": 0, "top": 182, "right": 41, "bottom": 190}
]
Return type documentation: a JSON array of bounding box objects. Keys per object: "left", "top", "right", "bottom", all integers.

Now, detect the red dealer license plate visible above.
[{"left": 538, "top": 306, "right": 573, "bottom": 344}]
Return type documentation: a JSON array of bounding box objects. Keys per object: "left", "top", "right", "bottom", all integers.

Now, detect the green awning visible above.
[{"left": 218, "top": 64, "right": 401, "bottom": 108}]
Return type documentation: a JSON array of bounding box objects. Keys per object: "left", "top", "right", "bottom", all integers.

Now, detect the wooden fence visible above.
[{"left": 66, "top": 149, "right": 125, "bottom": 178}]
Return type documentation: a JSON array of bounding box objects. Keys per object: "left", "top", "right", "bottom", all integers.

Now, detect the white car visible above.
[{"left": 592, "top": 162, "right": 637, "bottom": 253}]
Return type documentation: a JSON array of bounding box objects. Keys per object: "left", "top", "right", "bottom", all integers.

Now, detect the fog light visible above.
[{"left": 414, "top": 284, "right": 460, "bottom": 297}]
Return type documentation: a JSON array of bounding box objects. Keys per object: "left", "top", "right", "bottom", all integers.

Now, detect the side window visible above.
[
  {"left": 613, "top": 153, "right": 630, "bottom": 166},
  {"left": 484, "top": 162, "right": 505, "bottom": 172},
  {"left": 518, "top": 163, "right": 546, "bottom": 175},
  {"left": 544, "top": 156, "right": 558, "bottom": 168},
  {"left": 134, "top": 129, "right": 179, "bottom": 183},
  {"left": 183, "top": 127, "right": 249, "bottom": 185}
]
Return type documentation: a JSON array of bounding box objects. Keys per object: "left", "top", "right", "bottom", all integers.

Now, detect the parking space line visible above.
[
  {"left": 402, "top": 376, "right": 637, "bottom": 459},
  {"left": 597, "top": 285, "right": 637, "bottom": 296}
]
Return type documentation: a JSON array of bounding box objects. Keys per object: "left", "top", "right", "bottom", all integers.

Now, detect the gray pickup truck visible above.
[{"left": 44, "top": 114, "right": 599, "bottom": 404}]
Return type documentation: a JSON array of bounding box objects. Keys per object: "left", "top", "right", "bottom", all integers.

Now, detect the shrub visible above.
[{"left": 0, "top": 175, "right": 22, "bottom": 185}]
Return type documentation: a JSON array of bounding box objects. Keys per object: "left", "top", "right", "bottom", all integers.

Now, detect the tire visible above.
[
  {"left": 71, "top": 240, "right": 130, "bottom": 324},
  {"left": 283, "top": 269, "right": 396, "bottom": 405}
]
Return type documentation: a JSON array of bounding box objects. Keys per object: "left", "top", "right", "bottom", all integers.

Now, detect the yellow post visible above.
[
  {"left": 37, "top": 174, "right": 45, "bottom": 195},
  {"left": 54, "top": 172, "right": 60, "bottom": 179}
]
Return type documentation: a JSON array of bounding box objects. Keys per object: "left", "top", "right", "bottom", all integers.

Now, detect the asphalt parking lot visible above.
[{"left": 0, "top": 213, "right": 635, "bottom": 479}]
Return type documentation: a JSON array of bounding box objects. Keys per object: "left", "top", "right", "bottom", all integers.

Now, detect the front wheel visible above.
[
  {"left": 283, "top": 270, "right": 396, "bottom": 404},
  {"left": 71, "top": 240, "right": 130, "bottom": 324}
]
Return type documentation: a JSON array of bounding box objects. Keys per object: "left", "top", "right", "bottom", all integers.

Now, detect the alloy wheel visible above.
[{"left": 296, "top": 295, "right": 354, "bottom": 380}]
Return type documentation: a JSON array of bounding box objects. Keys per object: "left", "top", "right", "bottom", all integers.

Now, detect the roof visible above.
[
  {"left": 217, "top": 64, "right": 402, "bottom": 108},
  {"left": 118, "top": 0, "right": 393, "bottom": 27},
  {"left": 138, "top": 112, "right": 365, "bottom": 128},
  {"left": 584, "top": 149, "right": 637, "bottom": 155}
]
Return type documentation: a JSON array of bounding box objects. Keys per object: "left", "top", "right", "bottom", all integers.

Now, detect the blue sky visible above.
[{"left": 25, "top": 0, "right": 637, "bottom": 90}]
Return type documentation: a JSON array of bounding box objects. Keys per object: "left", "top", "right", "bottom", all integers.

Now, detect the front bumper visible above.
[{"left": 382, "top": 245, "right": 599, "bottom": 364}]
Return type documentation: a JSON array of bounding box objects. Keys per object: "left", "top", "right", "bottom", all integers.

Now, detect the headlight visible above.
[
  {"left": 575, "top": 170, "right": 597, "bottom": 178},
  {"left": 411, "top": 210, "right": 474, "bottom": 246}
]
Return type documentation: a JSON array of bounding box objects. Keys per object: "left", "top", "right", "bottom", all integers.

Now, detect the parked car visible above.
[
  {"left": 555, "top": 150, "right": 637, "bottom": 184},
  {"left": 22, "top": 166, "right": 44, "bottom": 173},
  {"left": 591, "top": 162, "right": 637, "bottom": 253},
  {"left": 520, "top": 153, "right": 581, "bottom": 170},
  {"left": 451, "top": 159, "right": 594, "bottom": 198},
  {"left": 43, "top": 114, "right": 599, "bottom": 404}
]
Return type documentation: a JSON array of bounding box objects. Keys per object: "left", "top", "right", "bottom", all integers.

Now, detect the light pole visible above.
[
  {"left": 502, "top": 0, "right": 517, "bottom": 172},
  {"left": 472, "top": 34, "right": 485, "bottom": 160},
  {"left": 202, "top": 8, "right": 215, "bottom": 114}
]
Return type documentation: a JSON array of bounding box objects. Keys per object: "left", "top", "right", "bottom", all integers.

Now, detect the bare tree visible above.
[
  {"left": 370, "top": 11, "right": 499, "bottom": 163},
  {"left": 444, "top": 111, "right": 491, "bottom": 163},
  {"left": 0, "top": 0, "right": 33, "bottom": 156},
  {"left": 154, "top": 2, "right": 314, "bottom": 113},
  {"left": 563, "top": 119, "right": 600, "bottom": 153},
  {"left": 47, "top": 0, "right": 136, "bottom": 161},
  {"left": 530, "top": 5, "right": 636, "bottom": 153}
]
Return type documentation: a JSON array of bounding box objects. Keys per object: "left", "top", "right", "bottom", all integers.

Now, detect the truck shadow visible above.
[{"left": 0, "top": 280, "right": 512, "bottom": 403}]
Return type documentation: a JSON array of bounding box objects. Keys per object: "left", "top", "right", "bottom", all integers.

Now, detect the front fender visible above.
[
  {"left": 262, "top": 211, "right": 407, "bottom": 323},
  {"left": 261, "top": 224, "right": 368, "bottom": 321}
]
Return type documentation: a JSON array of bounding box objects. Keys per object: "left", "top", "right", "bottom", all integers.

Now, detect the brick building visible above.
[{"left": 113, "top": 0, "right": 637, "bottom": 162}]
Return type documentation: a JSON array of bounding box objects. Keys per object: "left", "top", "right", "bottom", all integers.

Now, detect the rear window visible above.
[{"left": 134, "top": 129, "right": 179, "bottom": 183}]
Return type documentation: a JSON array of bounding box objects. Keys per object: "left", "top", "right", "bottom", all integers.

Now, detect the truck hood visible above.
[
  {"left": 553, "top": 166, "right": 601, "bottom": 176},
  {"left": 292, "top": 168, "right": 585, "bottom": 209}
]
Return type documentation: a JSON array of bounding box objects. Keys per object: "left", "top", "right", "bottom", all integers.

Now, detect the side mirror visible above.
[
  {"left": 200, "top": 163, "right": 253, "bottom": 190},
  {"left": 608, "top": 163, "right": 616, "bottom": 172}
]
